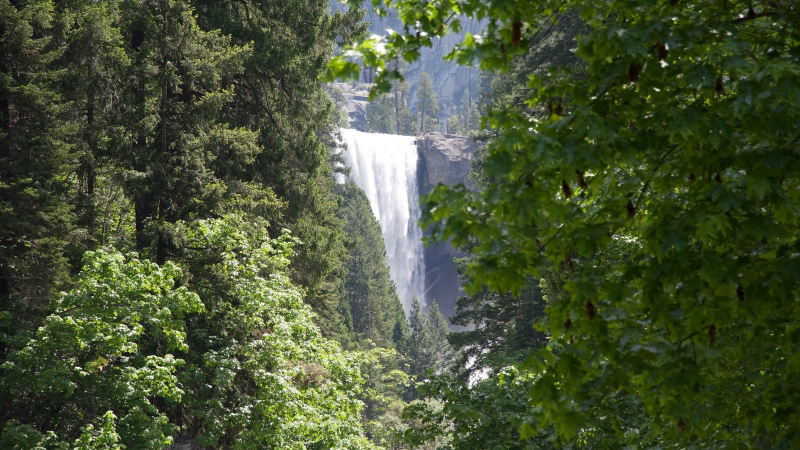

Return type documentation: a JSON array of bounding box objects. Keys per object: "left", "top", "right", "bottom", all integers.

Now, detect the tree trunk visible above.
[
  {"left": 420, "top": 97, "right": 425, "bottom": 134},
  {"left": 81, "top": 74, "right": 97, "bottom": 236},
  {"left": 155, "top": 77, "right": 168, "bottom": 265},
  {"left": 135, "top": 199, "right": 151, "bottom": 251},
  {"left": 468, "top": 67, "right": 472, "bottom": 107},
  {"left": 393, "top": 61, "right": 400, "bottom": 133},
  {"left": 86, "top": 79, "right": 96, "bottom": 197}
]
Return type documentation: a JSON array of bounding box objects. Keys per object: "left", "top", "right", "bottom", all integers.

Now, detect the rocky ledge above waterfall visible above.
[
  {"left": 417, "top": 132, "right": 475, "bottom": 193},
  {"left": 416, "top": 132, "right": 476, "bottom": 326}
]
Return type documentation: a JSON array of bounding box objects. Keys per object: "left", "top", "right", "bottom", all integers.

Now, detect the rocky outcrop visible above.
[
  {"left": 417, "top": 132, "right": 474, "bottom": 192},
  {"left": 417, "top": 133, "right": 475, "bottom": 325},
  {"left": 331, "top": 82, "right": 370, "bottom": 131}
]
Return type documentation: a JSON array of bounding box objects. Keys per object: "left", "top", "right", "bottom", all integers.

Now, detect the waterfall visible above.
[{"left": 339, "top": 128, "right": 426, "bottom": 314}]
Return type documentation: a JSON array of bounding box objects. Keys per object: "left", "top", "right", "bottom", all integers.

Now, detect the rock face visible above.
[
  {"left": 331, "top": 1, "right": 485, "bottom": 116},
  {"left": 331, "top": 82, "right": 370, "bottom": 131},
  {"left": 417, "top": 133, "right": 475, "bottom": 324},
  {"left": 405, "top": 18, "right": 484, "bottom": 113},
  {"left": 418, "top": 133, "right": 474, "bottom": 190}
]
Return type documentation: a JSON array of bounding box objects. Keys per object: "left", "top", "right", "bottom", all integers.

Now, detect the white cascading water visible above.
[{"left": 339, "top": 128, "right": 426, "bottom": 314}]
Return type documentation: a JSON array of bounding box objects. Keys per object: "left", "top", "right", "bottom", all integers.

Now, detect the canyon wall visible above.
[{"left": 416, "top": 133, "right": 475, "bottom": 323}]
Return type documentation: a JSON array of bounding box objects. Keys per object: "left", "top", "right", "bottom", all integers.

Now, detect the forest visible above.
[{"left": 2, "top": 0, "right": 799, "bottom": 448}]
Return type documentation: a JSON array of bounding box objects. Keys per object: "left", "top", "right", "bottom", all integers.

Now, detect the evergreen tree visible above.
[
  {"left": 457, "top": 89, "right": 470, "bottom": 131},
  {"left": 336, "top": 181, "right": 406, "bottom": 348},
  {"left": 389, "top": 59, "right": 410, "bottom": 133},
  {"left": 446, "top": 89, "right": 481, "bottom": 135},
  {"left": 446, "top": 107, "right": 462, "bottom": 135},
  {"left": 405, "top": 297, "right": 453, "bottom": 392},
  {"left": 128, "top": 0, "right": 256, "bottom": 264},
  {"left": 58, "top": 0, "right": 129, "bottom": 243},
  {"left": 396, "top": 106, "right": 417, "bottom": 136},
  {"left": 427, "top": 301, "right": 454, "bottom": 370},
  {"left": 415, "top": 72, "right": 439, "bottom": 133},
  {"left": 192, "top": 0, "right": 365, "bottom": 332},
  {"left": 0, "top": 1, "right": 423, "bottom": 448},
  {"left": 449, "top": 274, "right": 549, "bottom": 378},
  {"left": 466, "top": 102, "right": 480, "bottom": 133},
  {"left": 406, "top": 297, "right": 433, "bottom": 381},
  {"left": 365, "top": 93, "right": 396, "bottom": 134},
  {"left": 372, "top": 58, "right": 417, "bottom": 136},
  {"left": 0, "top": 0, "right": 75, "bottom": 331}
]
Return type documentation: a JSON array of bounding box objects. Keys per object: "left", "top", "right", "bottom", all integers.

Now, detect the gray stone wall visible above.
[{"left": 416, "top": 133, "right": 475, "bottom": 325}]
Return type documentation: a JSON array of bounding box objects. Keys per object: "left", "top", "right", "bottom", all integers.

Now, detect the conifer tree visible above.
[
  {"left": 427, "top": 301, "right": 454, "bottom": 370},
  {"left": 0, "top": 0, "right": 75, "bottom": 328},
  {"left": 396, "top": 107, "right": 417, "bottom": 136},
  {"left": 390, "top": 59, "right": 410, "bottom": 133},
  {"left": 365, "top": 93, "right": 395, "bottom": 134},
  {"left": 406, "top": 297, "right": 453, "bottom": 392},
  {"left": 337, "top": 181, "right": 406, "bottom": 347},
  {"left": 449, "top": 275, "right": 549, "bottom": 378},
  {"left": 192, "top": 0, "right": 366, "bottom": 330},
  {"left": 446, "top": 107, "right": 462, "bottom": 135},
  {"left": 120, "top": 0, "right": 256, "bottom": 264},
  {"left": 58, "top": 0, "right": 129, "bottom": 240},
  {"left": 406, "top": 297, "right": 433, "bottom": 381},
  {"left": 415, "top": 72, "right": 439, "bottom": 133}
]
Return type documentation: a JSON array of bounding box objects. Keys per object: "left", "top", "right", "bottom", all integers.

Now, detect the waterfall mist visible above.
[{"left": 339, "top": 128, "right": 426, "bottom": 314}]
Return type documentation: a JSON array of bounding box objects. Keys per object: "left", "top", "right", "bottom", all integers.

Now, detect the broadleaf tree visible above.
[
  {"left": 0, "top": 215, "right": 378, "bottom": 448},
  {"left": 328, "top": 0, "right": 800, "bottom": 447},
  {"left": 0, "top": 249, "right": 203, "bottom": 449}
]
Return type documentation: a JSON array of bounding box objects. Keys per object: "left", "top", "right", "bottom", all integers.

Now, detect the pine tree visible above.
[
  {"left": 0, "top": 0, "right": 75, "bottom": 329},
  {"left": 396, "top": 107, "right": 416, "bottom": 135},
  {"left": 58, "top": 0, "right": 129, "bottom": 242},
  {"left": 446, "top": 107, "right": 463, "bottom": 135},
  {"left": 415, "top": 72, "right": 439, "bottom": 133},
  {"left": 120, "top": 0, "right": 255, "bottom": 264},
  {"left": 405, "top": 297, "right": 453, "bottom": 391},
  {"left": 406, "top": 297, "right": 433, "bottom": 381},
  {"left": 389, "top": 58, "right": 410, "bottom": 133},
  {"left": 449, "top": 274, "right": 549, "bottom": 378},
  {"left": 365, "top": 93, "right": 395, "bottom": 134},
  {"left": 337, "top": 181, "right": 406, "bottom": 347},
  {"left": 192, "top": 0, "right": 364, "bottom": 330},
  {"left": 427, "top": 301, "right": 454, "bottom": 370}
]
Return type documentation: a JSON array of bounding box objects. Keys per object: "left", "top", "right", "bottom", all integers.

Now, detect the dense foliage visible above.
[
  {"left": 445, "top": 89, "right": 480, "bottom": 136},
  {"left": 336, "top": 181, "right": 407, "bottom": 348},
  {"left": 0, "top": 0, "right": 427, "bottom": 447},
  {"left": 404, "top": 298, "right": 453, "bottom": 389},
  {"left": 2, "top": 216, "right": 377, "bottom": 448},
  {"left": 10, "top": 0, "right": 800, "bottom": 446},
  {"left": 0, "top": 0, "right": 367, "bottom": 336},
  {"left": 330, "top": 0, "right": 800, "bottom": 447}
]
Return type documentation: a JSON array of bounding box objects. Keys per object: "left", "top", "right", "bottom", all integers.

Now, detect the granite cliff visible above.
[
  {"left": 417, "top": 133, "right": 474, "bottom": 190},
  {"left": 416, "top": 133, "right": 475, "bottom": 323},
  {"left": 331, "top": 1, "right": 485, "bottom": 118}
]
